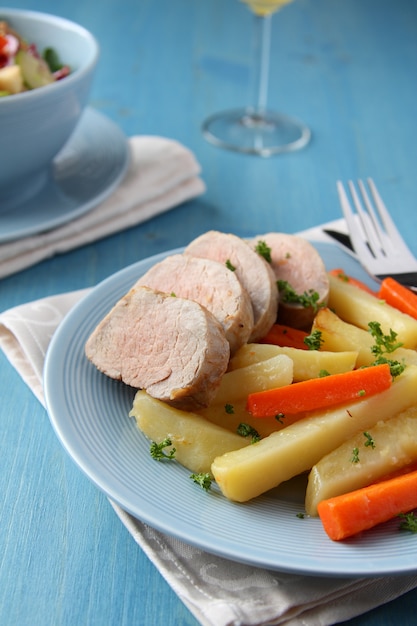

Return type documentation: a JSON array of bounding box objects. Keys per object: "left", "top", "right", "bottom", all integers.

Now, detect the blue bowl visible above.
[{"left": 0, "top": 8, "right": 99, "bottom": 211}]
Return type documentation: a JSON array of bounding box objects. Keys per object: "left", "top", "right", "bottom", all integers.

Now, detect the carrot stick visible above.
[
  {"left": 329, "top": 268, "right": 376, "bottom": 295},
  {"left": 317, "top": 467, "right": 417, "bottom": 541},
  {"left": 259, "top": 324, "right": 309, "bottom": 350},
  {"left": 378, "top": 277, "right": 417, "bottom": 321},
  {"left": 246, "top": 363, "right": 392, "bottom": 417}
]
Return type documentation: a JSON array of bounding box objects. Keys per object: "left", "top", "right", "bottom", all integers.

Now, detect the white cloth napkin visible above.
[
  {"left": 2, "top": 222, "right": 417, "bottom": 626},
  {"left": 0, "top": 136, "right": 206, "bottom": 279}
]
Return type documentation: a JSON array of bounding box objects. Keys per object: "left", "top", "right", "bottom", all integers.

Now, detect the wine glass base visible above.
[{"left": 202, "top": 108, "right": 311, "bottom": 156}]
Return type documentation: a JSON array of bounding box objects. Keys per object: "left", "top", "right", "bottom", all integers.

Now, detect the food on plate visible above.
[
  {"left": 0, "top": 20, "right": 70, "bottom": 96},
  {"left": 194, "top": 351, "right": 294, "bottom": 439},
  {"left": 184, "top": 230, "right": 278, "bottom": 341},
  {"left": 258, "top": 323, "right": 310, "bottom": 349},
  {"left": 229, "top": 341, "right": 358, "bottom": 382},
  {"left": 134, "top": 253, "right": 254, "bottom": 353},
  {"left": 85, "top": 286, "right": 230, "bottom": 410},
  {"left": 328, "top": 273, "right": 417, "bottom": 349},
  {"left": 317, "top": 466, "right": 417, "bottom": 541},
  {"left": 312, "top": 307, "right": 417, "bottom": 368},
  {"left": 210, "top": 365, "right": 417, "bottom": 502},
  {"left": 246, "top": 362, "right": 392, "bottom": 418},
  {"left": 251, "top": 233, "right": 329, "bottom": 329},
  {"left": 130, "top": 391, "right": 252, "bottom": 474},
  {"left": 305, "top": 405, "right": 417, "bottom": 516},
  {"left": 85, "top": 230, "right": 417, "bottom": 540},
  {"left": 378, "top": 276, "right": 417, "bottom": 321}
]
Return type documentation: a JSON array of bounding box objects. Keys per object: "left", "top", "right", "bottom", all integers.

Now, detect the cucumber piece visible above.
[{"left": 15, "top": 48, "right": 54, "bottom": 89}]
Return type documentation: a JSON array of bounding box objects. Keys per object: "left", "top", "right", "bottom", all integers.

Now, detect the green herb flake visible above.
[
  {"left": 368, "top": 321, "right": 405, "bottom": 377},
  {"left": 351, "top": 447, "right": 360, "bottom": 464},
  {"left": 358, "top": 389, "right": 366, "bottom": 397},
  {"left": 337, "top": 272, "right": 349, "bottom": 282},
  {"left": 237, "top": 422, "right": 260, "bottom": 443},
  {"left": 225, "top": 403, "right": 235, "bottom": 414},
  {"left": 303, "top": 330, "right": 324, "bottom": 351},
  {"left": 275, "top": 413, "right": 285, "bottom": 424},
  {"left": 296, "top": 512, "right": 305, "bottom": 519},
  {"left": 150, "top": 438, "right": 176, "bottom": 461},
  {"left": 225, "top": 259, "right": 236, "bottom": 271},
  {"left": 363, "top": 431, "right": 376, "bottom": 449},
  {"left": 277, "top": 280, "right": 322, "bottom": 312},
  {"left": 368, "top": 321, "right": 403, "bottom": 355},
  {"left": 398, "top": 512, "right": 417, "bottom": 533},
  {"left": 254, "top": 240, "right": 272, "bottom": 263},
  {"left": 373, "top": 355, "right": 405, "bottom": 378},
  {"left": 190, "top": 472, "right": 212, "bottom": 492},
  {"left": 319, "top": 369, "right": 330, "bottom": 377}
]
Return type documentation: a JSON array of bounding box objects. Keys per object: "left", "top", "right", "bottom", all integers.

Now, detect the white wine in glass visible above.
[{"left": 202, "top": 0, "right": 311, "bottom": 156}]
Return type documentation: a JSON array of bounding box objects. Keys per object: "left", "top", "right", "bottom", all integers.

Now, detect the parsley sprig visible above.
[
  {"left": 190, "top": 472, "right": 213, "bottom": 491},
  {"left": 150, "top": 438, "right": 176, "bottom": 461},
  {"left": 398, "top": 512, "right": 417, "bottom": 533},
  {"left": 254, "top": 240, "right": 272, "bottom": 263},
  {"left": 237, "top": 422, "right": 260, "bottom": 443},
  {"left": 277, "top": 280, "right": 322, "bottom": 312},
  {"left": 368, "top": 321, "right": 405, "bottom": 377},
  {"left": 303, "top": 329, "right": 324, "bottom": 351}
]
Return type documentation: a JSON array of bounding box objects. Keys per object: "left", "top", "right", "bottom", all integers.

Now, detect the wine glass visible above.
[{"left": 202, "top": 0, "right": 311, "bottom": 156}]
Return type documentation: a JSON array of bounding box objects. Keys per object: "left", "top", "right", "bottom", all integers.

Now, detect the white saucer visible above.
[{"left": 0, "top": 108, "right": 130, "bottom": 243}]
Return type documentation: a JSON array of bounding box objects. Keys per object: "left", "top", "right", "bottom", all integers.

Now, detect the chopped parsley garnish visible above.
[
  {"left": 277, "top": 280, "right": 321, "bottom": 311},
  {"left": 225, "top": 259, "right": 236, "bottom": 271},
  {"left": 303, "top": 329, "right": 324, "bottom": 351},
  {"left": 358, "top": 389, "right": 366, "bottom": 397},
  {"left": 368, "top": 321, "right": 403, "bottom": 355},
  {"left": 225, "top": 403, "right": 234, "bottom": 414},
  {"left": 363, "top": 431, "right": 376, "bottom": 448},
  {"left": 336, "top": 271, "right": 349, "bottom": 282},
  {"left": 149, "top": 438, "right": 176, "bottom": 461},
  {"left": 350, "top": 433, "right": 375, "bottom": 463},
  {"left": 254, "top": 240, "right": 272, "bottom": 263},
  {"left": 190, "top": 472, "right": 212, "bottom": 491},
  {"left": 296, "top": 512, "right": 306, "bottom": 519},
  {"left": 319, "top": 369, "right": 330, "bottom": 377},
  {"left": 368, "top": 321, "right": 405, "bottom": 377},
  {"left": 398, "top": 512, "right": 417, "bottom": 533},
  {"left": 237, "top": 422, "right": 260, "bottom": 443},
  {"left": 373, "top": 355, "right": 405, "bottom": 378},
  {"left": 351, "top": 447, "right": 360, "bottom": 463}
]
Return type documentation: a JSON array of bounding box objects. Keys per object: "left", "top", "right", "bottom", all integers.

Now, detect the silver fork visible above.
[{"left": 336, "top": 178, "right": 417, "bottom": 290}]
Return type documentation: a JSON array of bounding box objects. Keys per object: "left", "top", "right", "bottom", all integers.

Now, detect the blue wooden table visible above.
[{"left": 1, "top": 0, "right": 417, "bottom": 624}]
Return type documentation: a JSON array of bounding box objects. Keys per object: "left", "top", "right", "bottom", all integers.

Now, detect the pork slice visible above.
[
  {"left": 134, "top": 253, "right": 254, "bottom": 353},
  {"left": 252, "top": 233, "right": 329, "bottom": 330},
  {"left": 184, "top": 230, "right": 278, "bottom": 342},
  {"left": 85, "top": 286, "right": 230, "bottom": 410}
]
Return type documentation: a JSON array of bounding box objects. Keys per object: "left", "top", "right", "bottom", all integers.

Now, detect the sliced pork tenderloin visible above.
[
  {"left": 252, "top": 233, "right": 329, "bottom": 330},
  {"left": 184, "top": 230, "right": 278, "bottom": 342},
  {"left": 134, "top": 253, "right": 254, "bottom": 353},
  {"left": 85, "top": 286, "right": 230, "bottom": 410}
]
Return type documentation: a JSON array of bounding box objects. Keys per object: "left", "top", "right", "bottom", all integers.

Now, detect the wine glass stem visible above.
[{"left": 250, "top": 13, "right": 271, "bottom": 116}]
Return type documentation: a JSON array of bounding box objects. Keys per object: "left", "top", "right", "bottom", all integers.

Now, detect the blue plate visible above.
[
  {"left": 0, "top": 108, "right": 129, "bottom": 243},
  {"left": 44, "top": 241, "right": 417, "bottom": 577}
]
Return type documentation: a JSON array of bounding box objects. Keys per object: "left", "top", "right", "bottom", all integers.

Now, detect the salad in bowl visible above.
[{"left": 0, "top": 19, "right": 70, "bottom": 95}]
